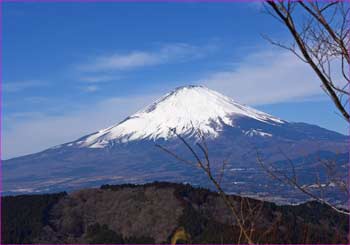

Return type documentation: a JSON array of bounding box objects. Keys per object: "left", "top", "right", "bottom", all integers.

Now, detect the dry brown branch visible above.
[
  {"left": 256, "top": 150, "right": 350, "bottom": 216},
  {"left": 317, "top": 154, "right": 350, "bottom": 197},
  {"left": 156, "top": 128, "right": 257, "bottom": 244},
  {"left": 265, "top": 0, "right": 350, "bottom": 122}
]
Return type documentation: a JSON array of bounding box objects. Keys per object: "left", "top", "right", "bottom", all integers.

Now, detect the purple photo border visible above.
[
  {"left": 0, "top": 0, "right": 349, "bottom": 245},
  {"left": 0, "top": 0, "right": 3, "bottom": 244},
  {"left": 1, "top": 0, "right": 265, "bottom": 2}
]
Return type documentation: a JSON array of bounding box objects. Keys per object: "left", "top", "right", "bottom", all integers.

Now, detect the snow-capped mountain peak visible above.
[{"left": 76, "top": 85, "right": 284, "bottom": 148}]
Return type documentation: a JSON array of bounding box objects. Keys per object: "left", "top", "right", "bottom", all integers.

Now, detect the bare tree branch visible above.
[
  {"left": 265, "top": 0, "right": 350, "bottom": 122},
  {"left": 256, "top": 150, "right": 350, "bottom": 216},
  {"left": 157, "top": 130, "right": 257, "bottom": 244}
]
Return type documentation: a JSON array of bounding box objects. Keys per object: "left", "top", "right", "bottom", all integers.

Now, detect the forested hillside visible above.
[{"left": 2, "top": 182, "right": 349, "bottom": 244}]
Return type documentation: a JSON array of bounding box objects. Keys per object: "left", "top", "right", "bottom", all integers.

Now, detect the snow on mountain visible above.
[
  {"left": 244, "top": 129, "right": 273, "bottom": 137},
  {"left": 74, "top": 85, "right": 285, "bottom": 148}
]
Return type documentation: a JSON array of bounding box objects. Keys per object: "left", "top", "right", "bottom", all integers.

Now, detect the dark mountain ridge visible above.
[{"left": 2, "top": 181, "right": 349, "bottom": 244}]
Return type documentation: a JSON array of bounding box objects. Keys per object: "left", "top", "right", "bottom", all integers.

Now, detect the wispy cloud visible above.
[
  {"left": 79, "top": 75, "right": 121, "bottom": 83},
  {"left": 78, "top": 43, "right": 212, "bottom": 72},
  {"left": 201, "top": 49, "right": 324, "bottom": 105},
  {"left": 3, "top": 94, "right": 160, "bottom": 159},
  {"left": 82, "top": 85, "right": 99, "bottom": 93},
  {"left": 3, "top": 80, "right": 48, "bottom": 93}
]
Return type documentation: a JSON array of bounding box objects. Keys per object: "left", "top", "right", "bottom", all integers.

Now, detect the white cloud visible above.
[
  {"left": 78, "top": 43, "right": 210, "bottom": 72},
  {"left": 3, "top": 94, "right": 160, "bottom": 159},
  {"left": 79, "top": 75, "right": 121, "bottom": 83},
  {"left": 3, "top": 80, "right": 47, "bottom": 92},
  {"left": 83, "top": 85, "right": 99, "bottom": 92},
  {"left": 201, "top": 49, "right": 324, "bottom": 105}
]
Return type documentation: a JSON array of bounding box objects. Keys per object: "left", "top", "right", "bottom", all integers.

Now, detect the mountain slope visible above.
[
  {"left": 70, "top": 85, "right": 284, "bottom": 148},
  {"left": 3, "top": 86, "right": 348, "bottom": 203}
]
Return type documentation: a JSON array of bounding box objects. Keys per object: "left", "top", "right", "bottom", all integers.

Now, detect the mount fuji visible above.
[
  {"left": 3, "top": 85, "right": 348, "bottom": 203},
  {"left": 69, "top": 85, "right": 285, "bottom": 148}
]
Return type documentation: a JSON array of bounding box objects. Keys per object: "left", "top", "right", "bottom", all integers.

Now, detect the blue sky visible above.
[{"left": 3, "top": 2, "right": 348, "bottom": 159}]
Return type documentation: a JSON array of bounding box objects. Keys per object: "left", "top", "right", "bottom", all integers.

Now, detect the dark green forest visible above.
[{"left": 2, "top": 192, "right": 66, "bottom": 243}]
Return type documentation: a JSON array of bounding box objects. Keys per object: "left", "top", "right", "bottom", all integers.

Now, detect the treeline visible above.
[
  {"left": 2, "top": 192, "right": 67, "bottom": 243},
  {"left": 102, "top": 181, "right": 349, "bottom": 244},
  {"left": 2, "top": 181, "right": 349, "bottom": 244}
]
